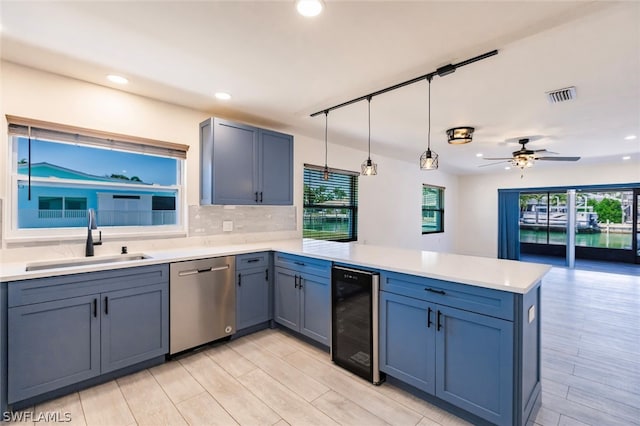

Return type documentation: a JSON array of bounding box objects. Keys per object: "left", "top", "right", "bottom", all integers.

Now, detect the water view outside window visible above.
[
  {"left": 303, "top": 167, "right": 358, "bottom": 241},
  {"left": 519, "top": 190, "right": 633, "bottom": 249},
  {"left": 422, "top": 185, "right": 444, "bottom": 234},
  {"left": 15, "top": 137, "right": 181, "bottom": 229}
]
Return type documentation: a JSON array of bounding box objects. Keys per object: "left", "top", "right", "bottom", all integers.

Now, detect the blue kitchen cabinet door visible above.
[
  {"left": 435, "top": 304, "right": 514, "bottom": 426},
  {"left": 273, "top": 267, "right": 300, "bottom": 331},
  {"left": 299, "top": 273, "right": 330, "bottom": 346},
  {"left": 202, "top": 118, "right": 260, "bottom": 205},
  {"left": 379, "top": 291, "right": 436, "bottom": 393},
  {"left": 200, "top": 118, "right": 293, "bottom": 205},
  {"left": 7, "top": 295, "right": 100, "bottom": 403},
  {"left": 236, "top": 267, "right": 270, "bottom": 330},
  {"left": 259, "top": 129, "right": 293, "bottom": 205},
  {"left": 100, "top": 283, "right": 169, "bottom": 374}
]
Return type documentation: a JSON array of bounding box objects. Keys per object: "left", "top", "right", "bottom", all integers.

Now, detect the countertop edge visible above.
[{"left": 1, "top": 240, "right": 551, "bottom": 294}]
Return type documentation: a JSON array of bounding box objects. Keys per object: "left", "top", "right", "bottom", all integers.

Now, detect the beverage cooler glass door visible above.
[{"left": 331, "top": 266, "right": 383, "bottom": 384}]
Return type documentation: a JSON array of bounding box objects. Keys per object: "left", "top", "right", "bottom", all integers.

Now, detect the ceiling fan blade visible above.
[
  {"left": 479, "top": 160, "right": 510, "bottom": 167},
  {"left": 483, "top": 157, "right": 514, "bottom": 160},
  {"left": 536, "top": 156, "right": 581, "bottom": 161}
]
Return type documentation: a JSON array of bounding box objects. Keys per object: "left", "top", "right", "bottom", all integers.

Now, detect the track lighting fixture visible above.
[
  {"left": 323, "top": 110, "right": 330, "bottom": 180},
  {"left": 420, "top": 77, "right": 439, "bottom": 170},
  {"left": 361, "top": 96, "right": 378, "bottom": 176}
]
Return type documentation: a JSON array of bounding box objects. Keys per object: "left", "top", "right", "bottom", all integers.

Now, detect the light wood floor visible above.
[{"left": 9, "top": 267, "right": 640, "bottom": 426}]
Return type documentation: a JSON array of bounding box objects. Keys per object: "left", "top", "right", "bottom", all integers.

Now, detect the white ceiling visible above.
[{"left": 1, "top": 0, "right": 639, "bottom": 175}]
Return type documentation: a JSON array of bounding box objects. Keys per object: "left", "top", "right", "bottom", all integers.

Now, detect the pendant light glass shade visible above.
[
  {"left": 322, "top": 111, "right": 330, "bottom": 180},
  {"left": 420, "top": 77, "right": 439, "bottom": 170},
  {"left": 361, "top": 97, "right": 378, "bottom": 176}
]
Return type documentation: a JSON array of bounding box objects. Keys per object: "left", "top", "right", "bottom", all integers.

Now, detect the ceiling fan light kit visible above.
[
  {"left": 446, "top": 126, "right": 474, "bottom": 144},
  {"left": 482, "top": 138, "right": 581, "bottom": 176}
]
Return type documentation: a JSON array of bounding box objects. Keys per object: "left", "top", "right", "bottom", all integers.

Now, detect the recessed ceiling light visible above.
[
  {"left": 296, "top": 0, "right": 324, "bottom": 17},
  {"left": 214, "top": 92, "right": 231, "bottom": 101},
  {"left": 624, "top": 135, "right": 637, "bottom": 140},
  {"left": 107, "top": 74, "right": 128, "bottom": 84},
  {"left": 622, "top": 156, "right": 631, "bottom": 160},
  {"left": 476, "top": 153, "right": 483, "bottom": 157},
  {"left": 505, "top": 166, "right": 511, "bottom": 170}
]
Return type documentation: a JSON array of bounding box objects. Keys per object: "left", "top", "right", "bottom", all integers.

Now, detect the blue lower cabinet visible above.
[
  {"left": 299, "top": 273, "right": 330, "bottom": 346},
  {"left": 379, "top": 291, "right": 435, "bottom": 392},
  {"left": 101, "top": 284, "right": 168, "bottom": 373},
  {"left": 435, "top": 305, "right": 513, "bottom": 425},
  {"left": 236, "top": 267, "right": 270, "bottom": 330},
  {"left": 6, "top": 265, "right": 169, "bottom": 405},
  {"left": 380, "top": 291, "right": 514, "bottom": 426},
  {"left": 8, "top": 295, "right": 101, "bottom": 403},
  {"left": 274, "top": 267, "right": 300, "bottom": 330},
  {"left": 274, "top": 266, "right": 329, "bottom": 346}
]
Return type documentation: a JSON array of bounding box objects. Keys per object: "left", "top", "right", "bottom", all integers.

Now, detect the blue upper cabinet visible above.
[{"left": 200, "top": 118, "right": 293, "bottom": 205}]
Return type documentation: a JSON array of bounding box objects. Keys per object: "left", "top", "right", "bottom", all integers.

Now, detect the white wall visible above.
[
  {"left": 293, "top": 134, "right": 459, "bottom": 252},
  {"left": 0, "top": 61, "right": 459, "bottom": 257},
  {"left": 456, "top": 162, "right": 640, "bottom": 258}
]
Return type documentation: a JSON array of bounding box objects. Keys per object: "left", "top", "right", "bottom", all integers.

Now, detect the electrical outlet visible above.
[
  {"left": 528, "top": 305, "right": 535, "bottom": 323},
  {"left": 222, "top": 221, "right": 233, "bottom": 232}
]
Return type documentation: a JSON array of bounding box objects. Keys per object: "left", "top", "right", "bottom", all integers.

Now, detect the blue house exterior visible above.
[{"left": 18, "top": 163, "right": 177, "bottom": 229}]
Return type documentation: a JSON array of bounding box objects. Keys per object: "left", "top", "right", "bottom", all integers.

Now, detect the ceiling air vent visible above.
[{"left": 546, "top": 86, "right": 576, "bottom": 104}]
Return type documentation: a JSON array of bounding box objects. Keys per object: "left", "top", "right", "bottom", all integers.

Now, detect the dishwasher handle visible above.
[{"left": 177, "top": 264, "right": 230, "bottom": 277}]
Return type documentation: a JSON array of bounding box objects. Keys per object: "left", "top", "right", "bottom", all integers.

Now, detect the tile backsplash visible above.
[{"left": 189, "top": 204, "right": 296, "bottom": 236}]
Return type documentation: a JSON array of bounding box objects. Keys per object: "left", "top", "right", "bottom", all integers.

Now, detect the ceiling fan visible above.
[{"left": 481, "top": 138, "right": 581, "bottom": 170}]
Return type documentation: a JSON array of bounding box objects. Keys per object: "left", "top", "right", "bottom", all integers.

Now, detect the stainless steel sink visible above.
[{"left": 25, "top": 253, "right": 151, "bottom": 271}]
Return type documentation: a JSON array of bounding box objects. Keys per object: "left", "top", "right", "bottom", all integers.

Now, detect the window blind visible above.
[
  {"left": 303, "top": 165, "right": 358, "bottom": 242},
  {"left": 7, "top": 115, "right": 189, "bottom": 159}
]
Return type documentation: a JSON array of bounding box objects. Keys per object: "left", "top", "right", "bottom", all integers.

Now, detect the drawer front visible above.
[
  {"left": 274, "top": 252, "right": 331, "bottom": 276},
  {"left": 381, "top": 271, "right": 514, "bottom": 321},
  {"left": 236, "top": 252, "right": 270, "bottom": 270},
  {"left": 8, "top": 264, "right": 169, "bottom": 307}
]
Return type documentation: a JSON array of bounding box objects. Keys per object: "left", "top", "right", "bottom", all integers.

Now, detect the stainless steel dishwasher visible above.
[{"left": 169, "top": 256, "right": 236, "bottom": 355}]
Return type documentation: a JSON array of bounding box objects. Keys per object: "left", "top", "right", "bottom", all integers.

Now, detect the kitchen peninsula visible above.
[{"left": 0, "top": 239, "right": 550, "bottom": 426}]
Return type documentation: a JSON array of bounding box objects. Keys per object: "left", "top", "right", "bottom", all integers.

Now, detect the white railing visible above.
[{"left": 21, "top": 209, "right": 176, "bottom": 228}]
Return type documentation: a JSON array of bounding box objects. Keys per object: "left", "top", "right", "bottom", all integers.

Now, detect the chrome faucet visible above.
[{"left": 86, "top": 208, "right": 102, "bottom": 257}]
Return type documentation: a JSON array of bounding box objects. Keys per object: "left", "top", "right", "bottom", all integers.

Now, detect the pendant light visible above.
[
  {"left": 361, "top": 96, "right": 378, "bottom": 176},
  {"left": 323, "top": 110, "right": 330, "bottom": 180},
  {"left": 420, "top": 76, "right": 439, "bottom": 170}
]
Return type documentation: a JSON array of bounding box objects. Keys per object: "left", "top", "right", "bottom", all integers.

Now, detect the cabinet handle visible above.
[
  {"left": 104, "top": 297, "right": 109, "bottom": 315},
  {"left": 238, "top": 273, "right": 242, "bottom": 286},
  {"left": 255, "top": 192, "right": 259, "bottom": 203},
  {"left": 299, "top": 277, "right": 304, "bottom": 289},
  {"left": 93, "top": 298, "right": 97, "bottom": 318},
  {"left": 425, "top": 288, "right": 446, "bottom": 295},
  {"left": 259, "top": 192, "right": 263, "bottom": 203},
  {"left": 294, "top": 275, "right": 298, "bottom": 289},
  {"left": 247, "top": 258, "right": 260, "bottom": 263},
  {"left": 437, "top": 310, "right": 442, "bottom": 331},
  {"left": 265, "top": 269, "right": 269, "bottom": 281},
  {"left": 427, "top": 307, "right": 432, "bottom": 328},
  {"left": 294, "top": 261, "right": 305, "bottom": 266}
]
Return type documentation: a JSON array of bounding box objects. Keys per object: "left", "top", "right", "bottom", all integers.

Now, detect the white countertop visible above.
[{"left": 0, "top": 239, "right": 551, "bottom": 294}]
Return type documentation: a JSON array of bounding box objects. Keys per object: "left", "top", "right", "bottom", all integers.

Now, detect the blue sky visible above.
[{"left": 18, "top": 137, "right": 178, "bottom": 186}]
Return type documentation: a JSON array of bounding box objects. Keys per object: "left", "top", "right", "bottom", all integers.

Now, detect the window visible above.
[
  {"left": 520, "top": 190, "right": 633, "bottom": 250},
  {"left": 422, "top": 185, "right": 444, "bottom": 234},
  {"left": 303, "top": 165, "right": 358, "bottom": 242},
  {"left": 7, "top": 116, "right": 188, "bottom": 238}
]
